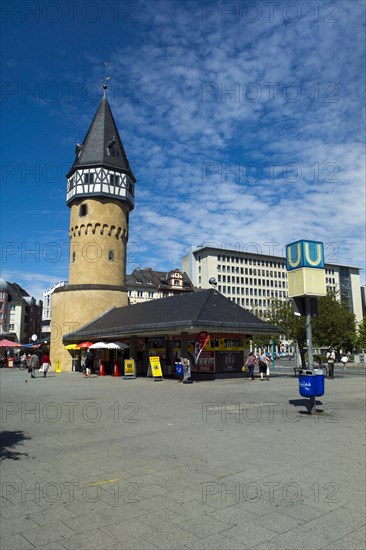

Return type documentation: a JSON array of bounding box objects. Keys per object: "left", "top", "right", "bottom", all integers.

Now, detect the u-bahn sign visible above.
[{"left": 286, "top": 240, "right": 326, "bottom": 298}]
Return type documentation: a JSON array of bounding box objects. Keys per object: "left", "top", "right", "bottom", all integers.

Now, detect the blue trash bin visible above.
[
  {"left": 314, "top": 368, "right": 325, "bottom": 396},
  {"left": 299, "top": 370, "right": 315, "bottom": 397}
]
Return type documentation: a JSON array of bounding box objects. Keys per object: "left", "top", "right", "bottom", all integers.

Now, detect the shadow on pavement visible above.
[
  {"left": 0, "top": 431, "right": 30, "bottom": 461},
  {"left": 289, "top": 398, "right": 325, "bottom": 415}
]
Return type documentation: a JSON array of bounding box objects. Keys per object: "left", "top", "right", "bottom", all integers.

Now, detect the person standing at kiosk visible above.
[{"left": 326, "top": 348, "right": 336, "bottom": 379}]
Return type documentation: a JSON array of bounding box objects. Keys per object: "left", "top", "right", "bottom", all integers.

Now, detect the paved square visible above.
[{"left": 1, "top": 368, "right": 365, "bottom": 549}]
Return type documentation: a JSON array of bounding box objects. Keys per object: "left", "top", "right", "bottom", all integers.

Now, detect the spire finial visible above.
[{"left": 102, "top": 61, "right": 110, "bottom": 98}]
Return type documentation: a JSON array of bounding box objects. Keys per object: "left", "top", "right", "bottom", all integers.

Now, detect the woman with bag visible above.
[
  {"left": 258, "top": 350, "right": 270, "bottom": 381},
  {"left": 244, "top": 352, "right": 257, "bottom": 381}
]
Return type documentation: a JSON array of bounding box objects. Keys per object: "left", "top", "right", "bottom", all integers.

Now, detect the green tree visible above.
[
  {"left": 266, "top": 300, "right": 307, "bottom": 367},
  {"left": 357, "top": 318, "right": 366, "bottom": 350},
  {"left": 253, "top": 334, "right": 271, "bottom": 349},
  {"left": 312, "top": 291, "right": 357, "bottom": 352}
]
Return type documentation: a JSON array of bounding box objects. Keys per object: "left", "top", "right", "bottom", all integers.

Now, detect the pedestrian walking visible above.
[
  {"left": 258, "top": 350, "right": 270, "bottom": 381},
  {"left": 341, "top": 354, "right": 349, "bottom": 371},
  {"left": 85, "top": 350, "right": 94, "bottom": 378},
  {"left": 326, "top": 348, "right": 336, "bottom": 379},
  {"left": 245, "top": 352, "right": 257, "bottom": 380},
  {"left": 40, "top": 351, "right": 51, "bottom": 378},
  {"left": 29, "top": 353, "right": 39, "bottom": 378}
]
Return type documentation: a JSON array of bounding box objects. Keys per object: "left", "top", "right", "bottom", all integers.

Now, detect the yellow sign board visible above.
[
  {"left": 287, "top": 267, "right": 326, "bottom": 298},
  {"left": 124, "top": 359, "right": 136, "bottom": 378},
  {"left": 149, "top": 356, "right": 163, "bottom": 379}
]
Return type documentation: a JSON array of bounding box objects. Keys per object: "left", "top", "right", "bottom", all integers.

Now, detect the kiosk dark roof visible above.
[{"left": 63, "top": 289, "right": 279, "bottom": 342}]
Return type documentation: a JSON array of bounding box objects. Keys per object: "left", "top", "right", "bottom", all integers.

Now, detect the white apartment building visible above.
[
  {"left": 183, "top": 246, "right": 363, "bottom": 323},
  {"left": 42, "top": 281, "right": 68, "bottom": 337}
]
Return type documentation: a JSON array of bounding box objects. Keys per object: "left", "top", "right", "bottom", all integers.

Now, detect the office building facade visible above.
[{"left": 183, "top": 246, "right": 363, "bottom": 323}]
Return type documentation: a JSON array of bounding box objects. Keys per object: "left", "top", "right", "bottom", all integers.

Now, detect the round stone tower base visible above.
[{"left": 50, "top": 287, "right": 128, "bottom": 373}]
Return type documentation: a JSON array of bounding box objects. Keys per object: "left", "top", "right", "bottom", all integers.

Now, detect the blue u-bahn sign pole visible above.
[{"left": 286, "top": 240, "right": 326, "bottom": 414}]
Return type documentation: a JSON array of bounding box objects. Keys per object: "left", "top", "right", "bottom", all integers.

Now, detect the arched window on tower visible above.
[
  {"left": 108, "top": 250, "right": 114, "bottom": 262},
  {"left": 72, "top": 252, "right": 76, "bottom": 263}
]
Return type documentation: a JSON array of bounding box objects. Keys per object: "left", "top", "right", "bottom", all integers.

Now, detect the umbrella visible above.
[
  {"left": 89, "top": 342, "right": 108, "bottom": 349},
  {"left": 21, "top": 343, "right": 40, "bottom": 349},
  {"left": 64, "top": 344, "right": 79, "bottom": 350},
  {"left": 107, "top": 342, "right": 129, "bottom": 350},
  {"left": 0, "top": 339, "right": 21, "bottom": 348},
  {"left": 77, "top": 342, "right": 93, "bottom": 349}
]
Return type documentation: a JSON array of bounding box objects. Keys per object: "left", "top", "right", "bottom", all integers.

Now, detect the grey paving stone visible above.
[
  {"left": 138, "top": 522, "right": 203, "bottom": 549},
  {"left": 61, "top": 527, "right": 123, "bottom": 549},
  {"left": 183, "top": 531, "right": 248, "bottom": 549},
  {"left": 63, "top": 497, "right": 116, "bottom": 516},
  {"left": 221, "top": 522, "right": 276, "bottom": 547},
  {"left": 250, "top": 541, "right": 288, "bottom": 550},
  {"left": 0, "top": 533, "right": 36, "bottom": 550},
  {"left": 100, "top": 517, "right": 153, "bottom": 540},
  {"left": 250, "top": 510, "right": 305, "bottom": 533},
  {"left": 134, "top": 493, "right": 183, "bottom": 513},
  {"left": 98, "top": 502, "right": 146, "bottom": 522},
  {"left": 343, "top": 495, "right": 366, "bottom": 514},
  {"left": 296, "top": 506, "right": 365, "bottom": 542},
  {"left": 267, "top": 528, "right": 336, "bottom": 549},
  {"left": 273, "top": 501, "right": 328, "bottom": 522},
  {"left": 165, "top": 487, "right": 202, "bottom": 504},
  {"left": 37, "top": 542, "right": 67, "bottom": 549},
  {"left": 20, "top": 521, "right": 76, "bottom": 547},
  {"left": 0, "top": 516, "right": 40, "bottom": 538},
  {"left": 179, "top": 514, "right": 233, "bottom": 539},
  {"left": 61, "top": 510, "right": 117, "bottom": 534},
  {"left": 323, "top": 533, "right": 366, "bottom": 550},
  {"left": 207, "top": 504, "right": 259, "bottom": 524},
  {"left": 28, "top": 503, "right": 81, "bottom": 527},
  {"left": 0, "top": 501, "right": 44, "bottom": 519}
]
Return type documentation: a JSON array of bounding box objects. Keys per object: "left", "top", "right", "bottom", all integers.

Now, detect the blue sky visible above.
[{"left": 1, "top": 0, "right": 365, "bottom": 300}]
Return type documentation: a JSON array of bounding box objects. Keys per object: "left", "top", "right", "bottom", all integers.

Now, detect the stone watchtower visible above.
[{"left": 50, "top": 86, "right": 136, "bottom": 371}]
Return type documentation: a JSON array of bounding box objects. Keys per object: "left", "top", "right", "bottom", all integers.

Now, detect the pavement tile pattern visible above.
[{"left": 1, "top": 367, "right": 365, "bottom": 549}]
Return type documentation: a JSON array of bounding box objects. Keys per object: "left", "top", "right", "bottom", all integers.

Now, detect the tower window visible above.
[
  {"left": 109, "top": 174, "right": 120, "bottom": 186},
  {"left": 107, "top": 137, "right": 118, "bottom": 157},
  {"left": 79, "top": 204, "right": 87, "bottom": 217},
  {"left": 72, "top": 252, "right": 76, "bottom": 263},
  {"left": 84, "top": 173, "right": 94, "bottom": 184},
  {"left": 68, "top": 177, "right": 75, "bottom": 191},
  {"left": 108, "top": 250, "right": 114, "bottom": 262}
]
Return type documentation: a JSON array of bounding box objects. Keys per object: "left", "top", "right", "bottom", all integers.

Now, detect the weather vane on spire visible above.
[{"left": 102, "top": 61, "right": 111, "bottom": 97}]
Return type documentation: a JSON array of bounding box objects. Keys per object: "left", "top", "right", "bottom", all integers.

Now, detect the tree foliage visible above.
[
  {"left": 266, "top": 291, "right": 357, "bottom": 365},
  {"left": 357, "top": 318, "right": 366, "bottom": 350},
  {"left": 266, "top": 299, "right": 307, "bottom": 366},
  {"left": 312, "top": 291, "right": 357, "bottom": 351}
]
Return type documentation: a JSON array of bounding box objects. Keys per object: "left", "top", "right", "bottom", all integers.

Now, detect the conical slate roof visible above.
[
  {"left": 63, "top": 289, "right": 279, "bottom": 342},
  {"left": 67, "top": 96, "right": 135, "bottom": 181}
]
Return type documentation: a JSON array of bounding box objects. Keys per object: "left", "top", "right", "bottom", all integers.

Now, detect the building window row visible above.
[
  {"left": 218, "top": 285, "right": 285, "bottom": 299},
  {"left": 217, "top": 274, "right": 286, "bottom": 288},
  {"left": 217, "top": 254, "right": 286, "bottom": 269},
  {"left": 217, "top": 265, "right": 286, "bottom": 278}
]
